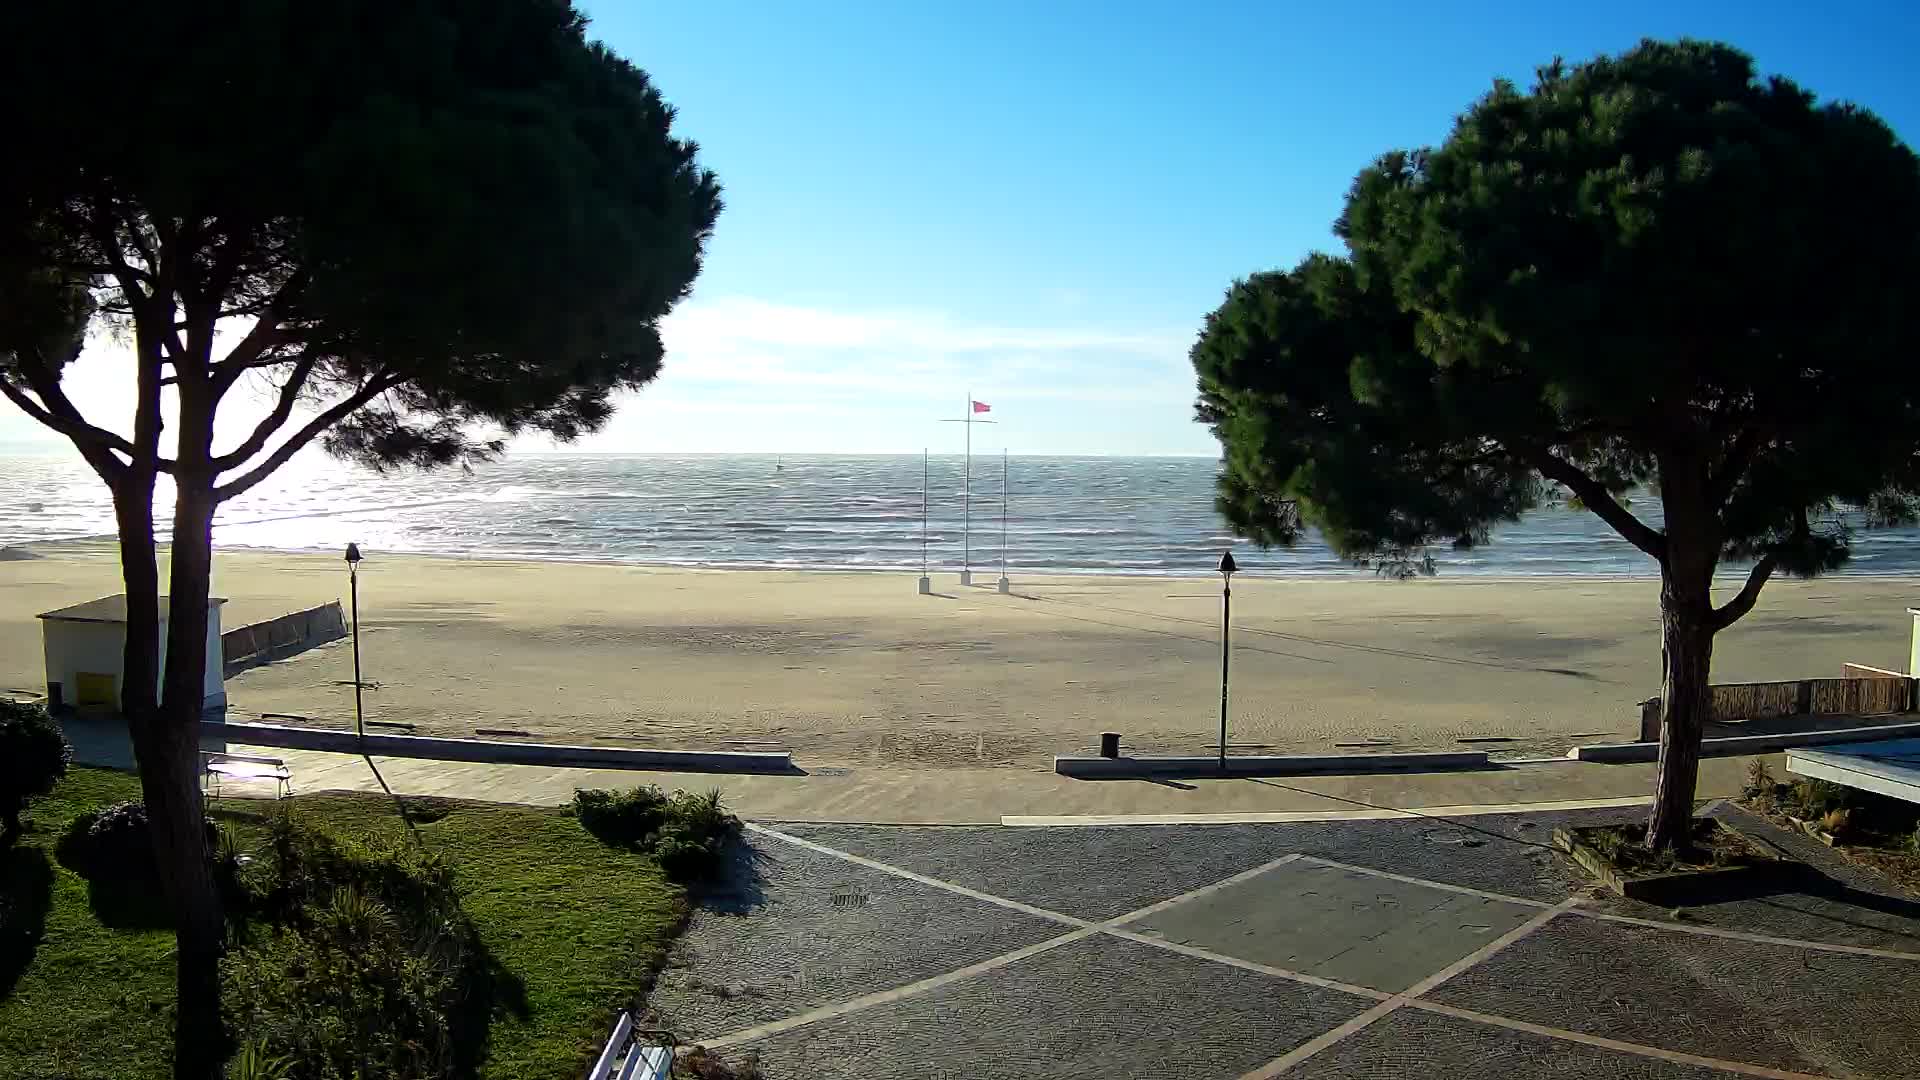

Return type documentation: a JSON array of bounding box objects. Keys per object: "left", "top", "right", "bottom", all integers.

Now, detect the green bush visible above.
[
  {"left": 56, "top": 800, "right": 235, "bottom": 888},
  {"left": 223, "top": 891, "right": 456, "bottom": 1080},
  {"left": 572, "top": 785, "right": 670, "bottom": 847},
  {"left": 57, "top": 800, "right": 158, "bottom": 881},
  {"left": 0, "top": 700, "right": 70, "bottom": 841},
  {"left": 225, "top": 813, "right": 492, "bottom": 1080},
  {"left": 1788, "top": 778, "right": 1857, "bottom": 819},
  {"left": 571, "top": 787, "right": 739, "bottom": 882}
]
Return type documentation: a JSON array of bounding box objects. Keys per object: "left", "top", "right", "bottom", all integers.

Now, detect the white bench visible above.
[
  {"left": 585, "top": 1011, "right": 674, "bottom": 1080},
  {"left": 201, "top": 752, "right": 292, "bottom": 800}
]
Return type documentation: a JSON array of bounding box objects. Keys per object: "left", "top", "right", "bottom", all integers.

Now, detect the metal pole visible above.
[
  {"left": 918, "top": 450, "right": 931, "bottom": 594},
  {"left": 350, "top": 564, "right": 364, "bottom": 741},
  {"left": 1219, "top": 574, "right": 1231, "bottom": 770},
  {"left": 1001, "top": 450, "right": 1008, "bottom": 576},
  {"left": 962, "top": 394, "right": 971, "bottom": 583}
]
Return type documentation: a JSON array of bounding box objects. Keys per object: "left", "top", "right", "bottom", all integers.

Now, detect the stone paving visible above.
[{"left": 647, "top": 803, "right": 1920, "bottom": 1079}]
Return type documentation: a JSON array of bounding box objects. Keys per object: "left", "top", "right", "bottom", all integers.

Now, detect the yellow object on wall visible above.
[{"left": 75, "top": 671, "right": 116, "bottom": 707}]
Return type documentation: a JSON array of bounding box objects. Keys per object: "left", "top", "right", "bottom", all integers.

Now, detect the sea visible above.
[{"left": 5, "top": 451, "right": 1920, "bottom": 578}]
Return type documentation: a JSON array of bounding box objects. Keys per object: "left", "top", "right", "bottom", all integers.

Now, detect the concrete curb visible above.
[
  {"left": 206, "top": 720, "right": 797, "bottom": 774},
  {"left": 1569, "top": 720, "right": 1920, "bottom": 763},
  {"left": 1054, "top": 750, "right": 1491, "bottom": 779}
]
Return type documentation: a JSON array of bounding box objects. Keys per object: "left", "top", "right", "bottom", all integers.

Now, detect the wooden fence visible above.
[
  {"left": 221, "top": 600, "right": 348, "bottom": 677},
  {"left": 1636, "top": 667, "right": 1917, "bottom": 740}
]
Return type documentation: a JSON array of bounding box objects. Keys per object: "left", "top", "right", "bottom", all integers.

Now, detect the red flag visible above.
[{"left": 971, "top": 400, "right": 991, "bottom": 414}]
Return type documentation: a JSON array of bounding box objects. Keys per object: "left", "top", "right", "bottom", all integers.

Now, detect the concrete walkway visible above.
[
  {"left": 653, "top": 803, "right": 1920, "bottom": 1078},
  {"left": 65, "top": 713, "right": 1767, "bottom": 824}
]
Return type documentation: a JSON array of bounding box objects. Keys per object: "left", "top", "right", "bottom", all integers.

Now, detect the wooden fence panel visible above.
[
  {"left": 1636, "top": 675, "right": 1915, "bottom": 739},
  {"left": 1708, "top": 681, "right": 1803, "bottom": 722}
]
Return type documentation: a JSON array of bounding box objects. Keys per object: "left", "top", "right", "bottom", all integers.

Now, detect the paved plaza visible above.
[{"left": 649, "top": 803, "right": 1920, "bottom": 1079}]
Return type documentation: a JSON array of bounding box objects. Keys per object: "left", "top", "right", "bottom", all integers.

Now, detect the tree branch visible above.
[
  {"left": 208, "top": 318, "right": 289, "bottom": 394},
  {"left": 84, "top": 202, "right": 155, "bottom": 298},
  {"left": 1707, "top": 427, "right": 1763, "bottom": 509},
  {"left": 1529, "top": 449, "right": 1668, "bottom": 559},
  {"left": 3, "top": 341, "right": 160, "bottom": 468},
  {"left": 214, "top": 372, "right": 403, "bottom": 502},
  {"left": 0, "top": 374, "right": 134, "bottom": 481},
  {"left": 0, "top": 374, "right": 127, "bottom": 470},
  {"left": 1710, "top": 553, "right": 1778, "bottom": 632},
  {"left": 212, "top": 354, "right": 317, "bottom": 469}
]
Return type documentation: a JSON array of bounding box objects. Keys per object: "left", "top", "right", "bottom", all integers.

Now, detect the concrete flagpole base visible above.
[
  {"left": 996, "top": 576, "right": 1011, "bottom": 594},
  {"left": 917, "top": 576, "right": 932, "bottom": 595},
  {"left": 959, "top": 570, "right": 973, "bottom": 586}
]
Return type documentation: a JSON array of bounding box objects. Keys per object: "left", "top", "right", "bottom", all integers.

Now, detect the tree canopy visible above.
[
  {"left": 1193, "top": 38, "right": 1920, "bottom": 848},
  {"left": 1197, "top": 39, "right": 1920, "bottom": 590},
  {"left": 0, "top": 0, "right": 722, "bottom": 484}
]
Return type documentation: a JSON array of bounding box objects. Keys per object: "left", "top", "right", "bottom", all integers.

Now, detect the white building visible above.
[{"left": 38, "top": 594, "right": 227, "bottom": 713}]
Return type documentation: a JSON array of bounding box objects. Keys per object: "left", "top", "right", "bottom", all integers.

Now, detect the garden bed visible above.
[
  {"left": 1742, "top": 763, "right": 1920, "bottom": 894},
  {"left": 1553, "top": 818, "right": 1792, "bottom": 904}
]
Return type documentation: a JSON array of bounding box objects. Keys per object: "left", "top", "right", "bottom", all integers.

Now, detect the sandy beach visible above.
[{"left": 3, "top": 542, "right": 1915, "bottom": 770}]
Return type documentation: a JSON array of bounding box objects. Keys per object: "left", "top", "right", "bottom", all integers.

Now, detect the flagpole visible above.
[
  {"left": 997, "top": 448, "right": 1011, "bottom": 594},
  {"left": 961, "top": 392, "right": 972, "bottom": 586},
  {"left": 917, "top": 449, "right": 931, "bottom": 594}
]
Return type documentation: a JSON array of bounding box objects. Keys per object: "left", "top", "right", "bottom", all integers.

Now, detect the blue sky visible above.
[{"left": 6, "top": 1, "right": 1918, "bottom": 458}]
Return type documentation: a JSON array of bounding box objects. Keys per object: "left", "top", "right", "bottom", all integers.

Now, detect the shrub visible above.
[
  {"left": 226, "top": 1038, "right": 293, "bottom": 1080},
  {"left": 1742, "top": 760, "right": 1774, "bottom": 801},
  {"left": 1788, "top": 778, "right": 1853, "bottom": 818},
  {"left": 56, "top": 800, "right": 235, "bottom": 890},
  {"left": 57, "top": 801, "right": 158, "bottom": 881},
  {"left": 226, "top": 813, "right": 492, "bottom": 1080},
  {"left": 572, "top": 787, "right": 739, "bottom": 882},
  {"left": 223, "top": 893, "right": 456, "bottom": 1080},
  {"left": 0, "top": 700, "right": 70, "bottom": 841},
  {"left": 572, "top": 786, "right": 670, "bottom": 848}
]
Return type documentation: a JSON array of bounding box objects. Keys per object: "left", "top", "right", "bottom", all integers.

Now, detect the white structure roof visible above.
[{"left": 37, "top": 593, "right": 228, "bottom": 625}]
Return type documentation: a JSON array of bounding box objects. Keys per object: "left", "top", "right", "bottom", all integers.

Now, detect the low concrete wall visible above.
[
  {"left": 1571, "top": 720, "right": 1920, "bottom": 763},
  {"left": 1055, "top": 750, "right": 1490, "bottom": 779},
  {"left": 222, "top": 601, "right": 348, "bottom": 677},
  {"left": 205, "top": 719, "right": 797, "bottom": 775}
]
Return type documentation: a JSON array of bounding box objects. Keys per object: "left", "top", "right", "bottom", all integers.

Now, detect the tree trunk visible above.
[
  {"left": 154, "top": 387, "right": 229, "bottom": 1078},
  {"left": 1646, "top": 559, "right": 1717, "bottom": 851},
  {"left": 111, "top": 464, "right": 227, "bottom": 1077}
]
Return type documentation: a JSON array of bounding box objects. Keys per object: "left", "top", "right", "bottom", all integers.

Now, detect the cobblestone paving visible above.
[
  {"left": 739, "top": 934, "right": 1369, "bottom": 1080},
  {"left": 1429, "top": 914, "right": 1920, "bottom": 1077},
  {"left": 648, "top": 841, "right": 1068, "bottom": 1038},
  {"left": 651, "top": 809, "right": 1920, "bottom": 1079},
  {"left": 1305, "top": 1008, "right": 1753, "bottom": 1079}
]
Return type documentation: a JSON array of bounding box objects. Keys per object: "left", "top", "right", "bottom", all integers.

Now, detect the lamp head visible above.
[
  {"left": 344, "top": 543, "right": 362, "bottom": 565},
  {"left": 1218, "top": 550, "right": 1238, "bottom": 577}
]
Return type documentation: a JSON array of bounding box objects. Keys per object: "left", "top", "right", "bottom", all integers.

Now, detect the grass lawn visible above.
[{"left": 0, "top": 767, "right": 688, "bottom": 1080}]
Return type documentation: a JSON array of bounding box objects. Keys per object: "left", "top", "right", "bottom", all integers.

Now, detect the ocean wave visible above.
[{"left": 11, "top": 452, "right": 1920, "bottom": 578}]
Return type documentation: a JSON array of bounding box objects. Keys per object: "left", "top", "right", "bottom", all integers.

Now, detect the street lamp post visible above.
[
  {"left": 1217, "top": 550, "right": 1237, "bottom": 771},
  {"left": 345, "top": 543, "right": 364, "bottom": 741}
]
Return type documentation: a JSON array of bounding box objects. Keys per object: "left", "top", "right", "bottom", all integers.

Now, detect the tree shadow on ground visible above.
[
  {"left": 47, "top": 834, "right": 172, "bottom": 932},
  {"left": 1611, "top": 859, "right": 1920, "bottom": 945},
  {"left": 1750, "top": 865, "right": 1920, "bottom": 942},
  {"left": 81, "top": 876, "right": 175, "bottom": 930},
  {"left": 0, "top": 845, "right": 54, "bottom": 1000},
  {"left": 693, "top": 838, "right": 772, "bottom": 916}
]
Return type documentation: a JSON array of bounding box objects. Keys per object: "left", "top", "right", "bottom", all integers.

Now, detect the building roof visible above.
[{"left": 38, "top": 593, "right": 228, "bottom": 624}]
